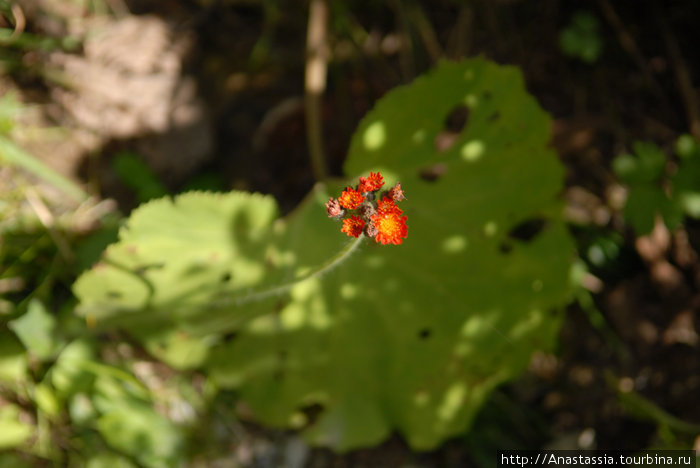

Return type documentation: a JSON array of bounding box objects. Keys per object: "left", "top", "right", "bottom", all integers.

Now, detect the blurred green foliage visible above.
[
  {"left": 559, "top": 11, "right": 603, "bottom": 63},
  {"left": 1, "top": 82, "right": 179, "bottom": 466},
  {"left": 0, "top": 93, "right": 87, "bottom": 202},
  {"left": 111, "top": 152, "right": 169, "bottom": 203},
  {"left": 613, "top": 136, "right": 700, "bottom": 234}
]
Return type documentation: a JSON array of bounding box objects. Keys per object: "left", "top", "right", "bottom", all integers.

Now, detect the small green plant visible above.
[
  {"left": 73, "top": 59, "right": 575, "bottom": 451},
  {"left": 0, "top": 90, "right": 176, "bottom": 465},
  {"left": 0, "top": 302, "right": 188, "bottom": 466},
  {"left": 612, "top": 136, "right": 700, "bottom": 235},
  {"left": 112, "top": 151, "right": 169, "bottom": 203},
  {"left": 559, "top": 11, "right": 603, "bottom": 63}
]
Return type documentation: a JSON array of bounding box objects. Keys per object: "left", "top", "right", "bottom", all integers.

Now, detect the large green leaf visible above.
[
  {"left": 73, "top": 191, "right": 282, "bottom": 368},
  {"left": 210, "top": 59, "right": 574, "bottom": 450},
  {"left": 75, "top": 59, "right": 574, "bottom": 451}
]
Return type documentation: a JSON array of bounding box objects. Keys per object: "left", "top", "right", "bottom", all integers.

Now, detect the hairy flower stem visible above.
[{"left": 231, "top": 234, "right": 364, "bottom": 306}]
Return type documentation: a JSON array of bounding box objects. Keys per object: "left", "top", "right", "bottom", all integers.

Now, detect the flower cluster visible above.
[{"left": 326, "top": 171, "right": 408, "bottom": 245}]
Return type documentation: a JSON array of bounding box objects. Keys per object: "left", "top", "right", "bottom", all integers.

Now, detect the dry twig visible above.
[
  {"left": 25, "top": 187, "right": 74, "bottom": 263},
  {"left": 408, "top": 4, "right": 443, "bottom": 63},
  {"left": 597, "top": 0, "right": 672, "bottom": 115},
  {"left": 305, "top": 0, "right": 329, "bottom": 181},
  {"left": 657, "top": 13, "right": 700, "bottom": 141},
  {"left": 0, "top": 3, "right": 26, "bottom": 44}
]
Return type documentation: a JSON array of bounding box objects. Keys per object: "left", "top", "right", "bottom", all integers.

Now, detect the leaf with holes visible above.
[
  {"left": 207, "top": 59, "right": 575, "bottom": 450},
  {"left": 74, "top": 59, "right": 573, "bottom": 450}
]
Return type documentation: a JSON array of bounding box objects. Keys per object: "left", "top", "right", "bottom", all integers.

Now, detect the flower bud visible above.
[
  {"left": 364, "top": 221, "right": 378, "bottom": 238},
  {"left": 358, "top": 202, "right": 377, "bottom": 220},
  {"left": 326, "top": 197, "right": 344, "bottom": 218},
  {"left": 388, "top": 182, "right": 406, "bottom": 202}
]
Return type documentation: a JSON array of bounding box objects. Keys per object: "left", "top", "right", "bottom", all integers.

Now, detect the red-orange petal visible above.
[
  {"left": 371, "top": 212, "right": 408, "bottom": 245},
  {"left": 376, "top": 196, "right": 402, "bottom": 216},
  {"left": 338, "top": 187, "right": 365, "bottom": 210},
  {"left": 358, "top": 171, "right": 385, "bottom": 193},
  {"left": 341, "top": 216, "right": 366, "bottom": 238}
]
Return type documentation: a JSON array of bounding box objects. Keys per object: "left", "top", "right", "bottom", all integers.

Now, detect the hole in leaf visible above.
[
  {"left": 499, "top": 242, "right": 513, "bottom": 254},
  {"left": 418, "top": 328, "right": 432, "bottom": 340},
  {"left": 107, "top": 291, "right": 122, "bottom": 298},
  {"left": 434, "top": 105, "right": 470, "bottom": 152},
  {"left": 223, "top": 331, "right": 238, "bottom": 341},
  {"left": 444, "top": 104, "right": 470, "bottom": 133},
  {"left": 418, "top": 163, "right": 447, "bottom": 182},
  {"left": 435, "top": 132, "right": 460, "bottom": 152},
  {"left": 299, "top": 403, "right": 324, "bottom": 427},
  {"left": 507, "top": 217, "right": 548, "bottom": 243},
  {"left": 221, "top": 272, "right": 232, "bottom": 283}
]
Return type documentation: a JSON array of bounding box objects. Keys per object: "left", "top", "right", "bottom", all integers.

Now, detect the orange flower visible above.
[
  {"left": 371, "top": 211, "right": 408, "bottom": 245},
  {"left": 376, "top": 196, "right": 402, "bottom": 216},
  {"left": 341, "top": 216, "right": 366, "bottom": 238},
  {"left": 358, "top": 172, "right": 384, "bottom": 193},
  {"left": 328, "top": 171, "right": 407, "bottom": 245},
  {"left": 338, "top": 187, "right": 365, "bottom": 210}
]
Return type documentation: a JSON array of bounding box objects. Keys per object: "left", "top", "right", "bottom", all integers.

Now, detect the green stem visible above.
[
  {"left": 231, "top": 234, "right": 364, "bottom": 306},
  {"left": 88, "top": 235, "right": 364, "bottom": 334}
]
